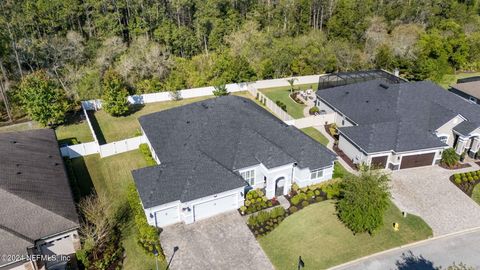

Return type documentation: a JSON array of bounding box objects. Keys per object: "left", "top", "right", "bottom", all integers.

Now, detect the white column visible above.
[
  {"left": 455, "top": 136, "right": 468, "bottom": 155},
  {"left": 471, "top": 138, "right": 480, "bottom": 153}
]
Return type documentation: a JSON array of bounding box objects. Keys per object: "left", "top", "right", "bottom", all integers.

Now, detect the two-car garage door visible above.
[
  {"left": 193, "top": 194, "right": 238, "bottom": 221},
  {"left": 400, "top": 153, "right": 435, "bottom": 169}
]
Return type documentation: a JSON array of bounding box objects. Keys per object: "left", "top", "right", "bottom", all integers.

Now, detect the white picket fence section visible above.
[
  {"left": 60, "top": 142, "right": 99, "bottom": 158},
  {"left": 60, "top": 136, "right": 146, "bottom": 159},
  {"left": 285, "top": 114, "right": 336, "bottom": 129},
  {"left": 82, "top": 75, "right": 322, "bottom": 109},
  {"left": 99, "top": 136, "right": 146, "bottom": 158},
  {"left": 63, "top": 74, "right": 324, "bottom": 160}
]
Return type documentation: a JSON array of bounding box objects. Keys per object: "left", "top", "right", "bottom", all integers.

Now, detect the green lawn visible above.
[
  {"left": 333, "top": 162, "right": 349, "bottom": 179},
  {"left": 439, "top": 72, "right": 480, "bottom": 89},
  {"left": 259, "top": 84, "right": 317, "bottom": 119},
  {"left": 301, "top": 127, "right": 329, "bottom": 146},
  {"left": 68, "top": 151, "right": 166, "bottom": 270},
  {"left": 472, "top": 184, "right": 480, "bottom": 205},
  {"left": 93, "top": 96, "right": 213, "bottom": 143},
  {"left": 0, "top": 121, "right": 40, "bottom": 133},
  {"left": 259, "top": 201, "right": 432, "bottom": 270}
]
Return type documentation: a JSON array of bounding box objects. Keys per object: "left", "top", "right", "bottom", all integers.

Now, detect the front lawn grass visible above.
[
  {"left": 258, "top": 200, "right": 432, "bottom": 270},
  {"left": 68, "top": 151, "right": 165, "bottom": 270},
  {"left": 92, "top": 96, "right": 213, "bottom": 142},
  {"left": 472, "top": 184, "right": 480, "bottom": 205},
  {"left": 301, "top": 127, "right": 329, "bottom": 146},
  {"left": 333, "top": 161, "right": 349, "bottom": 179},
  {"left": 259, "top": 84, "right": 317, "bottom": 119}
]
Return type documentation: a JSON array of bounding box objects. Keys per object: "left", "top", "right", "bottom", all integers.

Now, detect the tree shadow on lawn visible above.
[
  {"left": 64, "top": 156, "right": 95, "bottom": 203},
  {"left": 395, "top": 251, "right": 436, "bottom": 270},
  {"left": 86, "top": 110, "right": 107, "bottom": 145}
]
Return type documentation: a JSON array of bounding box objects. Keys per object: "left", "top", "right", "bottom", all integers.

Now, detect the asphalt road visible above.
[{"left": 331, "top": 229, "right": 480, "bottom": 270}]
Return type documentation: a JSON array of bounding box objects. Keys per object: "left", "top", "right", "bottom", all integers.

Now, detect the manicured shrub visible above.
[
  {"left": 270, "top": 207, "right": 286, "bottom": 219},
  {"left": 267, "top": 201, "right": 273, "bottom": 207},
  {"left": 245, "top": 200, "right": 251, "bottom": 206},
  {"left": 289, "top": 206, "right": 298, "bottom": 213},
  {"left": 139, "top": 144, "right": 156, "bottom": 166},
  {"left": 314, "top": 190, "right": 321, "bottom": 196},
  {"left": 315, "top": 196, "right": 324, "bottom": 202},
  {"left": 239, "top": 206, "right": 247, "bottom": 213},
  {"left": 309, "top": 106, "right": 320, "bottom": 115},
  {"left": 323, "top": 182, "right": 341, "bottom": 199},
  {"left": 276, "top": 100, "right": 287, "bottom": 112},
  {"left": 469, "top": 176, "right": 474, "bottom": 182},
  {"left": 463, "top": 177, "right": 468, "bottom": 183},
  {"left": 307, "top": 190, "right": 315, "bottom": 198},
  {"left": 301, "top": 201, "right": 310, "bottom": 208},
  {"left": 291, "top": 183, "right": 300, "bottom": 192},
  {"left": 247, "top": 215, "right": 257, "bottom": 227},
  {"left": 290, "top": 195, "right": 301, "bottom": 206},
  {"left": 455, "top": 178, "right": 462, "bottom": 185}
]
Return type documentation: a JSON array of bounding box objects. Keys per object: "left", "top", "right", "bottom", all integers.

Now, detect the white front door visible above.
[
  {"left": 193, "top": 194, "right": 237, "bottom": 221},
  {"left": 155, "top": 206, "right": 180, "bottom": 227}
]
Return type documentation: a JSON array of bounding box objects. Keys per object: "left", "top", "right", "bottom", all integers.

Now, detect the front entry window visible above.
[
  {"left": 240, "top": 169, "right": 255, "bottom": 185},
  {"left": 310, "top": 169, "right": 324, "bottom": 180}
]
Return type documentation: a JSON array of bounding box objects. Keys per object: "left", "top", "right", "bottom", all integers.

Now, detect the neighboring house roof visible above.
[
  {"left": 317, "top": 79, "right": 480, "bottom": 153},
  {"left": 452, "top": 81, "right": 480, "bottom": 100},
  {"left": 0, "top": 129, "right": 79, "bottom": 267},
  {"left": 133, "top": 96, "right": 336, "bottom": 207}
]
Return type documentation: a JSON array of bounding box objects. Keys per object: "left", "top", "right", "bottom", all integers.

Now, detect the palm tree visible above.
[{"left": 287, "top": 78, "right": 298, "bottom": 93}]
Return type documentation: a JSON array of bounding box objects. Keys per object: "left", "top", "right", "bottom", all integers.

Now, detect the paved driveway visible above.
[
  {"left": 390, "top": 163, "right": 480, "bottom": 236},
  {"left": 160, "top": 211, "right": 274, "bottom": 270},
  {"left": 332, "top": 228, "right": 480, "bottom": 270}
]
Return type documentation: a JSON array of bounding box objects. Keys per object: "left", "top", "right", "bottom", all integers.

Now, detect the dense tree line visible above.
[{"left": 2, "top": 0, "right": 480, "bottom": 123}]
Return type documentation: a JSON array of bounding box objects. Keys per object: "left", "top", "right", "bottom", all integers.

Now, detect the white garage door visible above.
[
  {"left": 155, "top": 206, "right": 180, "bottom": 227},
  {"left": 193, "top": 194, "right": 237, "bottom": 221}
]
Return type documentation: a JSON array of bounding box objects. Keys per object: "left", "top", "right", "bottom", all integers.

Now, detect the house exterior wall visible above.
[
  {"left": 144, "top": 188, "right": 245, "bottom": 227},
  {"left": 316, "top": 98, "right": 355, "bottom": 127},
  {"left": 436, "top": 115, "right": 465, "bottom": 147},
  {"left": 36, "top": 229, "right": 80, "bottom": 268},
  {"left": 294, "top": 164, "right": 334, "bottom": 187},
  {"left": 338, "top": 135, "right": 367, "bottom": 164}
]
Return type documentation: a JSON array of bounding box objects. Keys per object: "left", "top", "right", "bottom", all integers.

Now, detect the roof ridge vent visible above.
[{"left": 379, "top": 83, "right": 389, "bottom": 89}]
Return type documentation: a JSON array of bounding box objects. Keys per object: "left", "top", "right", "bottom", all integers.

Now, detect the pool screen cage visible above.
[{"left": 317, "top": 69, "right": 407, "bottom": 91}]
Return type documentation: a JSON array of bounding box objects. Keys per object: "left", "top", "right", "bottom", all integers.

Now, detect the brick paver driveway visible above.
[
  {"left": 391, "top": 163, "right": 480, "bottom": 236},
  {"left": 160, "top": 211, "right": 274, "bottom": 270}
]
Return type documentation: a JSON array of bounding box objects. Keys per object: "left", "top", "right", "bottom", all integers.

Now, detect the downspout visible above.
[{"left": 290, "top": 162, "right": 297, "bottom": 194}]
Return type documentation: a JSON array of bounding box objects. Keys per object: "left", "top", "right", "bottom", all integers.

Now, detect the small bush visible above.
[
  {"left": 315, "top": 196, "right": 324, "bottom": 202},
  {"left": 276, "top": 100, "right": 287, "bottom": 112},
  {"left": 270, "top": 207, "right": 286, "bottom": 219},
  {"left": 289, "top": 206, "right": 298, "bottom": 213},
  {"left": 301, "top": 201, "right": 310, "bottom": 208},
  {"left": 307, "top": 190, "right": 315, "bottom": 198},
  {"left": 239, "top": 206, "right": 247, "bottom": 213},
  {"left": 247, "top": 215, "right": 257, "bottom": 227},
  {"left": 139, "top": 144, "right": 156, "bottom": 166},
  {"left": 441, "top": 148, "right": 459, "bottom": 168},
  {"left": 314, "top": 190, "right": 321, "bottom": 196},
  {"left": 309, "top": 106, "right": 320, "bottom": 115},
  {"left": 455, "top": 178, "right": 462, "bottom": 184}
]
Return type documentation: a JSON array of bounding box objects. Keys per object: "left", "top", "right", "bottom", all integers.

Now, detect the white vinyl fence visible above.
[
  {"left": 64, "top": 74, "right": 324, "bottom": 160},
  {"left": 61, "top": 136, "right": 146, "bottom": 159},
  {"left": 285, "top": 114, "right": 336, "bottom": 129}
]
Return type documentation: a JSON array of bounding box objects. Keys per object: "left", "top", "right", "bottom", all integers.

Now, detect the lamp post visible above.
[
  {"left": 153, "top": 249, "right": 159, "bottom": 270},
  {"left": 166, "top": 246, "right": 179, "bottom": 270},
  {"left": 298, "top": 256, "right": 305, "bottom": 270}
]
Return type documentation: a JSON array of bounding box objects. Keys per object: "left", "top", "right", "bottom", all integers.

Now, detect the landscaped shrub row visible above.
[
  {"left": 287, "top": 181, "right": 341, "bottom": 213},
  {"left": 452, "top": 170, "right": 480, "bottom": 196},
  {"left": 309, "top": 106, "right": 320, "bottom": 115},
  {"left": 247, "top": 206, "right": 287, "bottom": 237},
  {"left": 139, "top": 143, "right": 157, "bottom": 166},
  {"left": 275, "top": 100, "right": 287, "bottom": 112},
  {"left": 239, "top": 189, "right": 279, "bottom": 215}
]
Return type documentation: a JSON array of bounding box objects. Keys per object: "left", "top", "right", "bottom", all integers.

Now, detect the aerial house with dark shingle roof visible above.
[
  {"left": 316, "top": 77, "right": 480, "bottom": 170},
  {"left": 132, "top": 96, "right": 336, "bottom": 227},
  {"left": 0, "top": 129, "right": 80, "bottom": 270}
]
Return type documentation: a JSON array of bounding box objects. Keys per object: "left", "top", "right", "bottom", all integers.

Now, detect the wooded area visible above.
[{"left": 1, "top": 0, "right": 480, "bottom": 124}]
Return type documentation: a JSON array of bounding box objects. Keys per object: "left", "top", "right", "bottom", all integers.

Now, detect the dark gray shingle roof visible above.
[
  {"left": 134, "top": 96, "right": 336, "bottom": 207},
  {"left": 453, "top": 121, "right": 479, "bottom": 136},
  {"left": 317, "top": 79, "right": 480, "bottom": 153},
  {"left": 0, "top": 129, "right": 79, "bottom": 266}
]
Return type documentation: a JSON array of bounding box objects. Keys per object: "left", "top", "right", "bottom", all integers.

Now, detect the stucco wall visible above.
[
  {"left": 338, "top": 135, "right": 367, "bottom": 164},
  {"left": 294, "top": 164, "right": 334, "bottom": 187},
  {"left": 316, "top": 99, "right": 355, "bottom": 127},
  {"left": 436, "top": 115, "right": 464, "bottom": 147}
]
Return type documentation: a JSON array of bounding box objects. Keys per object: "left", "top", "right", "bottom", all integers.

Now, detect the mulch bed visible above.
[
  {"left": 324, "top": 124, "right": 338, "bottom": 140},
  {"left": 333, "top": 145, "right": 358, "bottom": 171},
  {"left": 450, "top": 176, "right": 480, "bottom": 197},
  {"left": 238, "top": 197, "right": 280, "bottom": 216},
  {"left": 440, "top": 162, "right": 471, "bottom": 170},
  {"left": 289, "top": 92, "right": 305, "bottom": 105}
]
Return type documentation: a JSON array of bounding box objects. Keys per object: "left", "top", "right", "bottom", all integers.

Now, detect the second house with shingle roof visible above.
[{"left": 132, "top": 96, "right": 337, "bottom": 227}]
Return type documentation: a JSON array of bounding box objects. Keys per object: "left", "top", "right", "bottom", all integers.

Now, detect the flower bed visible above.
[
  {"left": 289, "top": 92, "right": 305, "bottom": 105},
  {"left": 286, "top": 181, "right": 341, "bottom": 213},
  {"left": 451, "top": 170, "right": 480, "bottom": 196},
  {"left": 440, "top": 162, "right": 471, "bottom": 170},
  {"left": 247, "top": 206, "right": 288, "bottom": 237},
  {"left": 239, "top": 189, "right": 279, "bottom": 215}
]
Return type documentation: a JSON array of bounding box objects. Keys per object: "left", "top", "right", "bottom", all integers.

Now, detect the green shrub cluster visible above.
[
  {"left": 289, "top": 181, "right": 340, "bottom": 210},
  {"left": 247, "top": 206, "right": 287, "bottom": 237},
  {"left": 76, "top": 229, "right": 125, "bottom": 270},
  {"left": 139, "top": 143, "right": 157, "bottom": 166},
  {"left": 126, "top": 184, "right": 164, "bottom": 260},
  {"left": 275, "top": 100, "right": 287, "bottom": 112},
  {"left": 453, "top": 170, "right": 480, "bottom": 184},
  {"left": 309, "top": 106, "right": 320, "bottom": 115},
  {"left": 242, "top": 189, "right": 274, "bottom": 215},
  {"left": 442, "top": 148, "right": 460, "bottom": 168}
]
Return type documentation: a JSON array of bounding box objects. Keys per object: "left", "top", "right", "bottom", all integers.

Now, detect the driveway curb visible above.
[{"left": 328, "top": 226, "right": 480, "bottom": 270}]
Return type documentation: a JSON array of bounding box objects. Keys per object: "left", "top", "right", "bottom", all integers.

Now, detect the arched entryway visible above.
[{"left": 275, "top": 177, "right": 286, "bottom": 197}]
